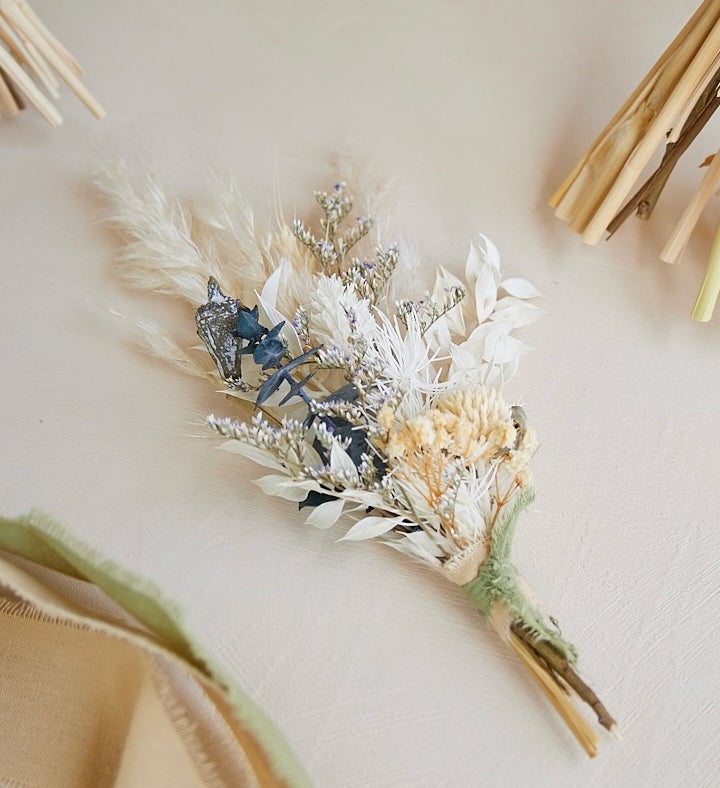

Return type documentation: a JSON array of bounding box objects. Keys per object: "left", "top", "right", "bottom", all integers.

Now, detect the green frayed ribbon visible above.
[{"left": 461, "top": 488, "right": 579, "bottom": 665}]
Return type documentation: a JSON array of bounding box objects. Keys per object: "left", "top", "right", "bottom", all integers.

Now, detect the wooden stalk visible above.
[
  {"left": 18, "top": 1, "right": 83, "bottom": 76},
  {"left": 509, "top": 631, "right": 599, "bottom": 757},
  {"left": 551, "top": 0, "right": 720, "bottom": 242},
  {"left": 0, "top": 39, "right": 60, "bottom": 124},
  {"left": 0, "top": 67, "right": 20, "bottom": 114},
  {"left": 582, "top": 16, "right": 720, "bottom": 243},
  {"left": 692, "top": 219, "right": 720, "bottom": 320},
  {"left": 550, "top": 0, "right": 720, "bottom": 212},
  {"left": 2, "top": 0, "right": 104, "bottom": 118},
  {"left": 661, "top": 146, "right": 720, "bottom": 264}
]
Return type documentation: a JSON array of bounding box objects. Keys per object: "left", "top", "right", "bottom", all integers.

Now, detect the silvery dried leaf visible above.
[{"left": 195, "top": 277, "right": 244, "bottom": 386}]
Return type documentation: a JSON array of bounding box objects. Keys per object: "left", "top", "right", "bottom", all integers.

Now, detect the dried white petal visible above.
[
  {"left": 219, "top": 441, "right": 285, "bottom": 471},
  {"left": 501, "top": 278, "right": 542, "bottom": 300},
  {"left": 340, "top": 515, "right": 405, "bottom": 541},
  {"left": 254, "top": 475, "right": 318, "bottom": 501},
  {"left": 305, "top": 497, "right": 346, "bottom": 529}
]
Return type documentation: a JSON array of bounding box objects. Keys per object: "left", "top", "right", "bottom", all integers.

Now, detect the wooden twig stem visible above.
[
  {"left": 639, "top": 62, "right": 720, "bottom": 220},
  {"left": 551, "top": 0, "right": 720, "bottom": 243},
  {"left": 18, "top": 1, "right": 83, "bottom": 76},
  {"left": 509, "top": 630, "right": 599, "bottom": 758},
  {"left": 510, "top": 621, "right": 617, "bottom": 734},
  {"left": 550, "top": 0, "right": 720, "bottom": 213},
  {"left": 582, "top": 16, "right": 720, "bottom": 243},
  {"left": 661, "top": 146, "right": 720, "bottom": 264},
  {"left": 606, "top": 85, "right": 720, "bottom": 237}
]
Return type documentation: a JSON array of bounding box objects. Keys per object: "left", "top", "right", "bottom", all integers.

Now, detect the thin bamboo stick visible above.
[
  {"left": 668, "top": 52, "right": 720, "bottom": 142},
  {"left": 661, "top": 147, "right": 720, "bottom": 263},
  {"left": 0, "top": 40, "right": 59, "bottom": 124},
  {"left": 0, "top": 67, "right": 19, "bottom": 114},
  {"left": 582, "top": 15, "right": 720, "bottom": 243},
  {"left": 550, "top": 0, "right": 720, "bottom": 222},
  {"left": 692, "top": 219, "right": 720, "bottom": 320},
  {"left": 18, "top": 0, "right": 82, "bottom": 76},
  {"left": 509, "top": 632, "right": 599, "bottom": 758},
  {"left": 2, "top": 1, "right": 104, "bottom": 118},
  {"left": 0, "top": 13, "right": 58, "bottom": 99}
]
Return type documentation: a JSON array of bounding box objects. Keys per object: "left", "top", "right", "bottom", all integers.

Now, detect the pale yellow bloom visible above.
[
  {"left": 382, "top": 386, "right": 517, "bottom": 536},
  {"left": 387, "top": 385, "right": 515, "bottom": 467}
]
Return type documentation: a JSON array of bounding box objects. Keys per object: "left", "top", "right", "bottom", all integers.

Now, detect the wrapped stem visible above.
[{"left": 461, "top": 489, "right": 616, "bottom": 756}]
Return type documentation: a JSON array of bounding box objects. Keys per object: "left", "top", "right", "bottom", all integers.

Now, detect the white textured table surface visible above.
[{"left": 2, "top": 1, "right": 720, "bottom": 785}]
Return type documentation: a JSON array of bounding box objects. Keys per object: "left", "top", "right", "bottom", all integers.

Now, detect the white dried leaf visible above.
[
  {"left": 477, "top": 234, "right": 501, "bottom": 273},
  {"left": 305, "top": 497, "right": 346, "bottom": 529},
  {"left": 259, "top": 264, "right": 282, "bottom": 308},
  {"left": 482, "top": 333, "right": 527, "bottom": 365},
  {"left": 465, "top": 243, "right": 500, "bottom": 324},
  {"left": 255, "top": 475, "right": 317, "bottom": 501},
  {"left": 490, "top": 296, "right": 541, "bottom": 329},
  {"left": 500, "top": 355, "right": 520, "bottom": 382},
  {"left": 464, "top": 242, "right": 482, "bottom": 288},
  {"left": 383, "top": 531, "right": 443, "bottom": 566},
  {"left": 218, "top": 441, "right": 285, "bottom": 471},
  {"left": 329, "top": 444, "right": 359, "bottom": 483},
  {"left": 340, "top": 515, "right": 405, "bottom": 541},
  {"left": 339, "top": 489, "right": 392, "bottom": 511},
  {"left": 501, "top": 278, "right": 542, "bottom": 299}
]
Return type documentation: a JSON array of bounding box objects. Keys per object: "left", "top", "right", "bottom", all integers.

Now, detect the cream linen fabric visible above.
[{"left": 0, "top": 514, "right": 310, "bottom": 788}]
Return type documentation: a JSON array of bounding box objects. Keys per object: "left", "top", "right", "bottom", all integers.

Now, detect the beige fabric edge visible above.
[
  {"left": 0, "top": 552, "right": 281, "bottom": 787},
  {"left": 0, "top": 512, "right": 312, "bottom": 788}
]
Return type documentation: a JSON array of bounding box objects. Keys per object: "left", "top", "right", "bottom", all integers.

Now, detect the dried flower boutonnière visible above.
[{"left": 100, "top": 169, "right": 616, "bottom": 756}]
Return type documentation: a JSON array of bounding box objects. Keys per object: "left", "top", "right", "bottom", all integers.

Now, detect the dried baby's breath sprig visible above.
[
  {"left": 396, "top": 285, "right": 466, "bottom": 335},
  {"left": 293, "top": 182, "right": 374, "bottom": 274},
  {"left": 342, "top": 246, "right": 399, "bottom": 304},
  {"left": 106, "top": 171, "right": 613, "bottom": 755},
  {"left": 552, "top": 0, "right": 720, "bottom": 320}
]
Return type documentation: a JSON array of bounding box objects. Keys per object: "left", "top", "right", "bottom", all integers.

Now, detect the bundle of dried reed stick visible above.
[
  {"left": 551, "top": 0, "right": 720, "bottom": 321},
  {"left": 0, "top": 0, "right": 103, "bottom": 126}
]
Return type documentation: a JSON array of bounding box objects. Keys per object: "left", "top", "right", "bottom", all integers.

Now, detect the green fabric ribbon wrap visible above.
[{"left": 461, "top": 487, "right": 579, "bottom": 665}]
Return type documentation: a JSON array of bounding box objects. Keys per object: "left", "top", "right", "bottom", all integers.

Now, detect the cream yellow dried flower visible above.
[
  {"left": 382, "top": 386, "right": 517, "bottom": 535},
  {"left": 502, "top": 426, "right": 538, "bottom": 488},
  {"left": 386, "top": 385, "right": 515, "bottom": 468}
]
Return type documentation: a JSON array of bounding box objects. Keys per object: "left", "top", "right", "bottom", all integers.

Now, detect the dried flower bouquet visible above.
[{"left": 100, "top": 169, "right": 616, "bottom": 756}]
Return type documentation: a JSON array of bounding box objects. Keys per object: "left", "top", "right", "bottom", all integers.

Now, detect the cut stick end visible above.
[
  {"left": 509, "top": 631, "right": 600, "bottom": 758},
  {"left": 691, "top": 302, "right": 715, "bottom": 322}
]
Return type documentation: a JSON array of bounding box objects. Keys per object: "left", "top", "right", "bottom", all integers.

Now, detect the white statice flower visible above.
[
  {"left": 306, "top": 274, "right": 377, "bottom": 354},
  {"left": 370, "top": 312, "right": 446, "bottom": 418}
]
